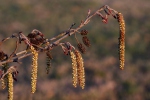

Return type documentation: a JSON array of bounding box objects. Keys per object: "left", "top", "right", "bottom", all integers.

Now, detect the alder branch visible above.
[
  {"left": 0, "top": 5, "right": 126, "bottom": 100},
  {"left": 0, "top": 5, "right": 120, "bottom": 66}
]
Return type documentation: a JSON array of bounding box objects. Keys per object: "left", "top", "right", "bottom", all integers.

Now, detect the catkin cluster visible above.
[
  {"left": 74, "top": 50, "right": 85, "bottom": 89},
  {"left": 1, "top": 64, "right": 14, "bottom": 100},
  {"left": 7, "top": 73, "right": 13, "bottom": 100},
  {"left": 70, "top": 51, "right": 78, "bottom": 87},
  {"left": 117, "top": 13, "right": 125, "bottom": 70},
  {"left": 30, "top": 46, "right": 38, "bottom": 93}
]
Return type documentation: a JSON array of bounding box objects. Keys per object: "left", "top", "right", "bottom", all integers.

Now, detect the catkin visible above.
[
  {"left": 46, "top": 51, "right": 53, "bottom": 74},
  {"left": 1, "top": 64, "right": 8, "bottom": 89},
  {"left": 46, "top": 56, "right": 51, "bottom": 74},
  {"left": 7, "top": 73, "right": 13, "bottom": 100},
  {"left": 1, "top": 78, "right": 6, "bottom": 89},
  {"left": 30, "top": 46, "right": 38, "bottom": 93},
  {"left": 70, "top": 51, "right": 78, "bottom": 87},
  {"left": 117, "top": 12, "right": 125, "bottom": 70},
  {"left": 75, "top": 50, "right": 85, "bottom": 89}
]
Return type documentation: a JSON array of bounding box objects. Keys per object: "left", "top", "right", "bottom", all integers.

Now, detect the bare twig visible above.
[{"left": 9, "top": 41, "right": 19, "bottom": 59}]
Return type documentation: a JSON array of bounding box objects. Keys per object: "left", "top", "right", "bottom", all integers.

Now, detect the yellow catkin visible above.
[
  {"left": 75, "top": 50, "right": 85, "bottom": 89},
  {"left": 70, "top": 51, "right": 78, "bottom": 88},
  {"left": 1, "top": 78, "right": 6, "bottom": 89},
  {"left": 117, "top": 12, "right": 125, "bottom": 70},
  {"left": 30, "top": 46, "right": 38, "bottom": 93},
  {"left": 1, "top": 64, "right": 8, "bottom": 89},
  {"left": 7, "top": 73, "right": 13, "bottom": 100}
]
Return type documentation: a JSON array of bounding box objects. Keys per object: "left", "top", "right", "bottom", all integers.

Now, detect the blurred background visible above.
[{"left": 0, "top": 0, "right": 150, "bottom": 100}]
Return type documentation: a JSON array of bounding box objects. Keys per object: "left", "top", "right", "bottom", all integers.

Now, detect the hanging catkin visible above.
[
  {"left": 70, "top": 51, "right": 78, "bottom": 87},
  {"left": 7, "top": 73, "right": 13, "bottom": 100},
  {"left": 117, "top": 12, "right": 125, "bottom": 70},
  {"left": 30, "top": 46, "right": 38, "bottom": 93},
  {"left": 75, "top": 50, "right": 85, "bottom": 89}
]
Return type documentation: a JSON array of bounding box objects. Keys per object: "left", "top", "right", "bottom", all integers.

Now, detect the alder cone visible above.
[
  {"left": 27, "top": 31, "right": 45, "bottom": 46},
  {"left": 80, "top": 30, "right": 88, "bottom": 35},
  {"left": 77, "top": 43, "right": 86, "bottom": 54},
  {"left": 27, "top": 33, "right": 36, "bottom": 38},
  {"left": 82, "top": 36, "right": 91, "bottom": 47}
]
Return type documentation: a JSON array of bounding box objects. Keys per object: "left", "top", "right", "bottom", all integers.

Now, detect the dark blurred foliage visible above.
[{"left": 0, "top": 0, "right": 150, "bottom": 100}]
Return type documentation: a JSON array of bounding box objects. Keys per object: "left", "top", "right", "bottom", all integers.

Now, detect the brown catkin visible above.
[
  {"left": 46, "top": 56, "right": 51, "bottom": 74},
  {"left": 70, "top": 51, "right": 78, "bottom": 87},
  {"left": 46, "top": 51, "right": 52, "bottom": 74},
  {"left": 30, "top": 46, "right": 38, "bottom": 93},
  {"left": 7, "top": 73, "right": 13, "bottom": 100},
  {"left": 117, "top": 13, "right": 125, "bottom": 70},
  {"left": 75, "top": 50, "right": 85, "bottom": 89}
]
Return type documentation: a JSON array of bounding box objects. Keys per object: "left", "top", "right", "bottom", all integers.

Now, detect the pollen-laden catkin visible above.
[
  {"left": 1, "top": 78, "right": 6, "bottom": 89},
  {"left": 1, "top": 64, "right": 9, "bottom": 89},
  {"left": 7, "top": 73, "right": 13, "bottom": 100},
  {"left": 30, "top": 46, "right": 38, "bottom": 93},
  {"left": 70, "top": 51, "right": 78, "bottom": 87},
  {"left": 117, "top": 12, "right": 125, "bottom": 70},
  {"left": 75, "top": 50, "right": 85, "bottom": 89}
]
